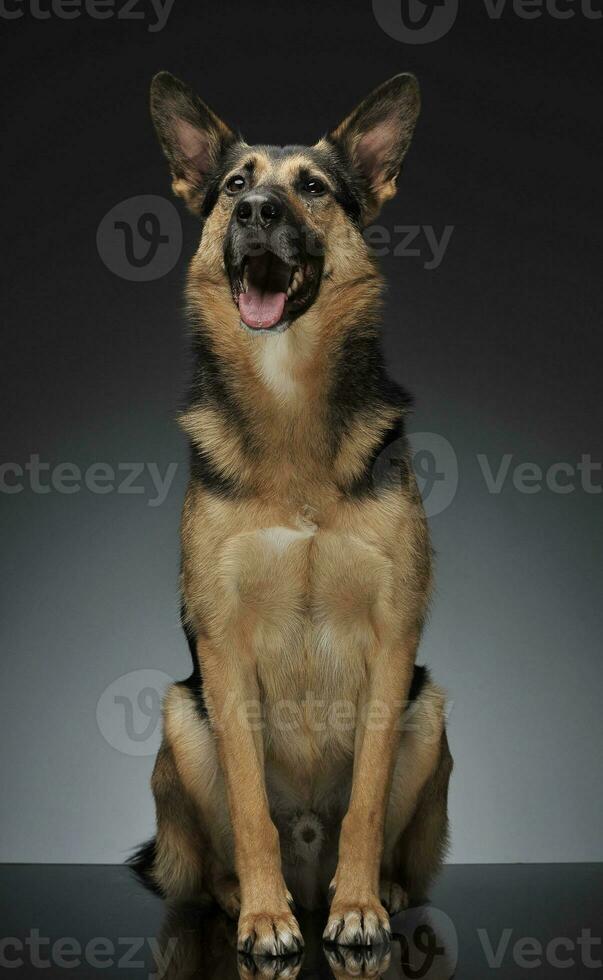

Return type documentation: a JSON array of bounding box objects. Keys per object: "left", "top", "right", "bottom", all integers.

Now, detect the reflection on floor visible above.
[
  {"left": 155, "top": 902, "right": 456, "bottom": 978},
  {"left": 0, "top": 864, "right": 601, "bottom": 978}
]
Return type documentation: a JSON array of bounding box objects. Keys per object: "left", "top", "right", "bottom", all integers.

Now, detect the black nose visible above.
[{"left": 236, "top": 192, "right": 283, "bottom": 229}]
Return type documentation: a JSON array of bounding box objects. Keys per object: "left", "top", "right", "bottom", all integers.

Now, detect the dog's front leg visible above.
[
  {"left": 323, "top": 633, "right": 417, "bottom": 946},
  {"left": 199, "top": 639, "right": 303, "bottom": 956}
]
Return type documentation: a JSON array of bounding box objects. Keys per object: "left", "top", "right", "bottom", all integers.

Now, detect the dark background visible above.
[{"left": 2, "top": 0, "right": 602, "bottom": 864}]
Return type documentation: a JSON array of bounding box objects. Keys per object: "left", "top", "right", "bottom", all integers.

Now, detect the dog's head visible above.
[{"left": 150, "top": 72, "right": 420, "bottom": 334}]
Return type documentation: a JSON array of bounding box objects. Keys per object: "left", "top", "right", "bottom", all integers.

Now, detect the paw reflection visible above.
[
  {"left": 324, "top": 943, "right": 391, "bottom": 978},
  {"left": 238, "top": 951, "right": 304, "bottom": 979}
]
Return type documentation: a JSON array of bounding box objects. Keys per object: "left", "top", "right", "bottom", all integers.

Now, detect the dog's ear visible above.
[
  {"left": 150, "top": 71, "right": 238, "bottom": 215},
  {"left": 325, "top": 74, "right": 420, "bottom": 224}
]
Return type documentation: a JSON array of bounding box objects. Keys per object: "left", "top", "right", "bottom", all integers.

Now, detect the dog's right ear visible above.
[{"left": 150, "top": 71, "right": 238, "bottom": 215}]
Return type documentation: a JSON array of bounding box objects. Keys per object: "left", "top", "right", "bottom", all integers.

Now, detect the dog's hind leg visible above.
[
  {"left": 137, "top": 737, "right": 206, "bottom": 903},
  {"left": 380, "top": 676, "right": 453, "bottom": 909},
  {"left": 131, "top": 682, "right": 238, "bottom": 913}
]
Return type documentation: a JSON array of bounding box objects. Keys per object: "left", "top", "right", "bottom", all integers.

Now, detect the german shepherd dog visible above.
[{"left": 131, "top": 71, "right": 452, "bottom": 957}]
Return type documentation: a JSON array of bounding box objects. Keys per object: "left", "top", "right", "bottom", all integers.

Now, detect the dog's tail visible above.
[{"left": 127, "top": 837, "right": 163, "bottom": 895}]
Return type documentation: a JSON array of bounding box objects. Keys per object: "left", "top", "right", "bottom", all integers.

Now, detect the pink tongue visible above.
[{"left": 239, "top": 285, "right": 286, "bottom": 330}]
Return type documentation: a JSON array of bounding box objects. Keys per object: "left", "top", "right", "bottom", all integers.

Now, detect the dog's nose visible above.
[{"left": 236, "top": 192, "right": 282, "bottom": 229}]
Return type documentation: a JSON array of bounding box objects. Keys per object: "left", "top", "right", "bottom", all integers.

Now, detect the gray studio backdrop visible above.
[{"left": 2, "top": 1, "right": 602, "bottom": 865}]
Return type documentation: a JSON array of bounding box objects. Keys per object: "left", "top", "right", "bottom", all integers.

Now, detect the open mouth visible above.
[{"left": 232, "top": 251, "right": 321, "bottom": 332}]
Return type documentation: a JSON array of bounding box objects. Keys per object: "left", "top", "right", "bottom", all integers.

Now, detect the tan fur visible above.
[
  {"left": 151, "top": 676, "right": 450, "bottom": 920},
  {"left": 143, "top": 80, "right": 451, "bottom": 954},
  {"left": 176, "top": 208, "right": 434, "bottom": 946},
  {"left": 149, "top": 741, "right": 206, "bottom": 902}
]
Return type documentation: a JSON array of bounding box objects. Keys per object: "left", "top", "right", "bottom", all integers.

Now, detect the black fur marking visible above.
[
  {"left": 200, "top": 139, "right": 248, "bottom": 221},
  {"left": 408, "top": 664, "right": 430, "bottom": 705},
  {"left": 329, "top": 325, "right": 413, "bottom": 498},
  {"left": 346, "top": 414, "right": 410, "bottom": 499},
  {"left": 258, "top": 144, "right": 309, "bottom": 160},
  {"left": 316, "top": 140, "right": 365, "bottom": 223},
  {"left": 184, "top": 330, "right": 252, "bottom": 499},
  {"left": 178, "top": 603, "right": 208, "bottom": 720},
  {"left": 189, "top": 442, "right": 244, "bottom": 498},
  {"left": 127, "top": 837, "right": 162, "bottom": 895},
  {"left": 330, "top": 325, "right": 413, "bottom": 430},
  {"left": 186, "top": 331, "right": 249, "bottom": 434},
  {"left": 254, "top": 143, "right": 364, "bottom": 224},
  {"left": 200, "top": 168, "right": 226, "bottom": 220}
]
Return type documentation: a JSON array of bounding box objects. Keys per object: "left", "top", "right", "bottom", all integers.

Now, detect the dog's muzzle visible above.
[{"left": 225, "top": 190, "right": 324, "bottom": 333}]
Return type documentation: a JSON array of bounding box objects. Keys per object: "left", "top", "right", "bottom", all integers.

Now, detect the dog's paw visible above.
[
  {"left": 238, "top": 908, "right": 304, "bottom": 957},
  {"left": 379, "top": 879, "right": 409, "bottom": 916},
  {"left": 323, "top": 943, "right": 391, "bottom": 978},
  {"left": 323, "top": 895, "right": 391, "bottom": 947}
]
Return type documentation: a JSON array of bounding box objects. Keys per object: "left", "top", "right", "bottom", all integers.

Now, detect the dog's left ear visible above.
[
  {"left": 150, "top": 71, "right": 238, "bottom": 215},
  {"left": 325, "top": 74, "right": 420, "bottom": 224}
]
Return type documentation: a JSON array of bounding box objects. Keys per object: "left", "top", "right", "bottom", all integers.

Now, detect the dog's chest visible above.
[{"left": 217, "top": 513, "right": 394, "bottom": 765}]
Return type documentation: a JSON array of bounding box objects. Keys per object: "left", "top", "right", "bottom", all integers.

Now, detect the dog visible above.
[{"left": 130, "top": 70, "right": 453, "bottom": 957}]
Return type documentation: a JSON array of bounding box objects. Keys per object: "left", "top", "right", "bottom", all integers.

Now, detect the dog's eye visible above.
[
  {"left": 226, "top": 175, "right": 246, "bottom": 194},
  {"left": 301, "top": 177, "right": 327, "bottom": 196}
]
